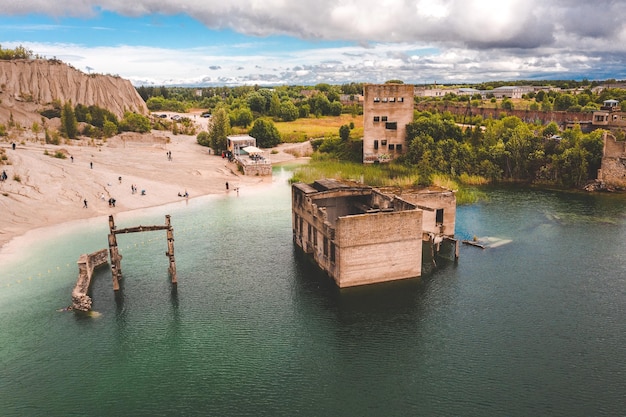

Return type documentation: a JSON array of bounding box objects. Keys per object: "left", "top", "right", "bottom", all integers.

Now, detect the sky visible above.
[{"left": 2, "top": 0, "right": 626, "bottom": 87}]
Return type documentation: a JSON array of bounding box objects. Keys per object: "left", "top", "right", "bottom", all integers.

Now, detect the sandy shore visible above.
[{"left": 0, "top": 124, "right": 311, "bottom": 253}]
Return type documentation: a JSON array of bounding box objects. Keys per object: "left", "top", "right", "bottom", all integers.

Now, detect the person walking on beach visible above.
[
  {"left": 83, "top": 199, "right": 88, "bottom": 208},
  {"left": 90, "top": 161, "right": 93, "bottom": 169}
]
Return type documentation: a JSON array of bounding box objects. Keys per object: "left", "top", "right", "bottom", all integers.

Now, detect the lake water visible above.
[{"left": 1, "top": 168, "right": 625, "bottom": 417}]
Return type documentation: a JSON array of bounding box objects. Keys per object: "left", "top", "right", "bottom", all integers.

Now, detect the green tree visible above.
[
  {"left": 339, "top": 124, "right": 350, "bottom": 141},
  {"left": 279, "top": 101, "right": 299, "bottom": 122},
  {"left": 247, "top": 92, "right": 267, "bottom": 113},
  {"left": 249, "top": 118, "right": 281, "bottom": 148},
  {"left": 329, "top": 101, "right": 343, "bottom": 116},
  {"left": 309, "top": 93, "right": 331, "bottom": 117},
  {"left": 554, "top": 94, "right": 577, "bottom": 111},
  {"left": 269, "top": 93, "right": 281, "bottom": 117},
  {"left": 501, "top": 98, "right": 514, "bottom": 111},
  {"left": 61, "top": 101, "right": 78, "bottom": 139},
  {"left": 554, "top": 146, "right": 588, "bottom": 187},
  {"left": 542, "top": 122, "right": 560, "bottom": 137},
  {"left": 103, "top": 120, "right": 118, "bottom": 137},
  {"left": 232, "top": 107, "right": 253, "bottom": 128},
  {"left": 119, "top": 112, "right": 151, "bottom": 133},
  {"left": 208, "top": 107, "right": 231, "bottom": 153}
]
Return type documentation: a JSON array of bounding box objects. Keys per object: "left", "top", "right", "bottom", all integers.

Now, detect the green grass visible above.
[
  {"left": 292, "top": 160, "right": 487, "bottom": 205},
  {"left": 275, "top": 114, "right": 363, "bottom": 143},
  {"left": 291, "top": 159, "right": 419, "bottom": 187}
]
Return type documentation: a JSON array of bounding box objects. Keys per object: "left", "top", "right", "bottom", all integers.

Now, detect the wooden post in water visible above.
[
  {"left": 107, "top": 214, "right": 178, "bottom": 291},
  {"left": 165, "top": 215, "right": 177, "bottom": 284},
  {"left": 108, "top": 215, "right": 122, "bottom": 290}
]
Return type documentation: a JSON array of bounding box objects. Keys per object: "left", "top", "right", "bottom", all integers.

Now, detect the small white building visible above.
[{"left": 226, "top": 135, "right": 271, "bottom": 176}]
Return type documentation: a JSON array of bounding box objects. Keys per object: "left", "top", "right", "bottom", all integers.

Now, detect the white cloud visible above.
[
  {"left": 4, "top": 0, "right": 623, "bottom": 47},
  {"left": 5, "top": 1, "right": 626, "bottom": 84}
]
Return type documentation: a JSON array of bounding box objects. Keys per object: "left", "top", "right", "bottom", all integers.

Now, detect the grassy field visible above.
[{"left": 275, "top": 114, "right": 363, "bottom": 143}]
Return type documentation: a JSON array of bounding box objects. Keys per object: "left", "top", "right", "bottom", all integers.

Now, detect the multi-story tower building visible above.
[{"left": 362, "top": 83, "right": 414, "bottom": 163}]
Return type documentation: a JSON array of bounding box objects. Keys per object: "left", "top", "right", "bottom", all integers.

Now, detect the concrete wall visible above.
[
  {"left": 398, "top": 190, "right": 457, "bottom": 236},
  {"left": 334, "top": 210, "right": 423, "bottom": 287},
  {"left": 241, "top": 162, "right": 272, "bottom": 176},
  {"left": 599, "top": 133, "right": 626, "bottom": 188}
]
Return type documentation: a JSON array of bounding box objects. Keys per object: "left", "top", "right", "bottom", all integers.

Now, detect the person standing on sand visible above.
[
  {"left": 83, "top": 199, "right": 88, "bottom": 208},
  {"left": 90, "top": 161, "right": 93, "bottom": 169}
]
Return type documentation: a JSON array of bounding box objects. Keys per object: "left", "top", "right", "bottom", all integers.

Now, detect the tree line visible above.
[{"left": 400, "top": 112, "right": 604, "bottom": 188}]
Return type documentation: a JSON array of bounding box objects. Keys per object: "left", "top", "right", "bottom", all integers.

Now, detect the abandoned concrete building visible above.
[
  {"left": 362, "top": 83, "right": 415, "bottom": 163},
  {"left": 292, "top": 179, "right": 458, "bottom": 288},
  {"left": 597, "top": 131, "right": 626, "bottom": 189}
]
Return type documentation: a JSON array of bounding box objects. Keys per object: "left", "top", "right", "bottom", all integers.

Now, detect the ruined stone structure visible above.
[
  {"left": 72, "top": 249, "right": 109, "bottom": 311},
  {"left": 363, "top": 83, "right": 415, "bottom": 163},
  {"left": 292, "top": 179, "right": 457, "bottom": 288},
  {"left": 598, "top": 132, "right": 626, "bottom": 189}
]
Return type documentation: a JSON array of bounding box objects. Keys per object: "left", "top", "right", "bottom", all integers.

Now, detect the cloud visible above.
[
  {"left": 4, "top": 0, "right": 624, "bottom": 48},
  {"left": 4, "top": 1, "right": 626, "bottom": 85}
]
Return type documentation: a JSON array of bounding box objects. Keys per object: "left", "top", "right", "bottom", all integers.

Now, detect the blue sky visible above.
[{"left": 2, "top": 1, "right": 626, "bottom": 86}]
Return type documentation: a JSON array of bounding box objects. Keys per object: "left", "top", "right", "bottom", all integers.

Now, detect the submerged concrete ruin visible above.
[
  {"left": 292, "top": 179, "right": 458, "bottom": 288},
  {"left": 72, "top": 249, "right": 109, "bottom": 311}
]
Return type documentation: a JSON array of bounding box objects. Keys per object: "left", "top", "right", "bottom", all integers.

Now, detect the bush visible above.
[{"left": 197, "top": 131, "right": 210, "bottom": 147}]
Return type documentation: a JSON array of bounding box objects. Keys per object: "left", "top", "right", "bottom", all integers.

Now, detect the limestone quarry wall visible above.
[{"left": 0, "top": 59, "right": 148, "bottom": 119}]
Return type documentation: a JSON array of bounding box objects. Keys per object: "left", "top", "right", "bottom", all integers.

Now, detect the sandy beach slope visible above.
[{"left": 0, "top": 127, "right": 310, "bottom": 252}]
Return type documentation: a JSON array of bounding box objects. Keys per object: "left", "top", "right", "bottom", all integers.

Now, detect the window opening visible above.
[{"left": 436, "top": 208, "right": 444, "bottom": 224}]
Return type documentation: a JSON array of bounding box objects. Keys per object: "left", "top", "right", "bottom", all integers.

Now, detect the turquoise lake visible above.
[{"left": 1, "top": 167, "right": 625, "bottom": 416}]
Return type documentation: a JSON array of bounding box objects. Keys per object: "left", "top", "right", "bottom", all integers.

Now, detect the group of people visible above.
[
  {"left": 167, "top": 150, "right": 172, "bottom": 161},
  {"left": 178, "top": 190, "right": 189, "bottom": 198}
]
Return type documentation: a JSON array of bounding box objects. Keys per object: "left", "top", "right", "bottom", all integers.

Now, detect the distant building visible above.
[
  {"left": 339, "top": 93, "right": 364, "bottom": 105},
  {"left": 292, "top": 179, "right": 458, "bottom": 288},
  {"left": 414, "top": 86, "right": 447, "bottom": 97},
  {"left": 490, "top": 86, "right": 534, "bottom": 99},
  {"left": 363, "top": 83, "right": 415, "bottom": 163},
  {"left": 226, "top": 135, "right": 271, "bottom": 176}
]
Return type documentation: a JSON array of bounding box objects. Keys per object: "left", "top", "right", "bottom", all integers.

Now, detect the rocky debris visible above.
[
  {"left": 71, "top": 294, "right": 93, "bottom": 312},
  {"left": 584, "top": 180, "right": 625, "bottom": 192}
]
